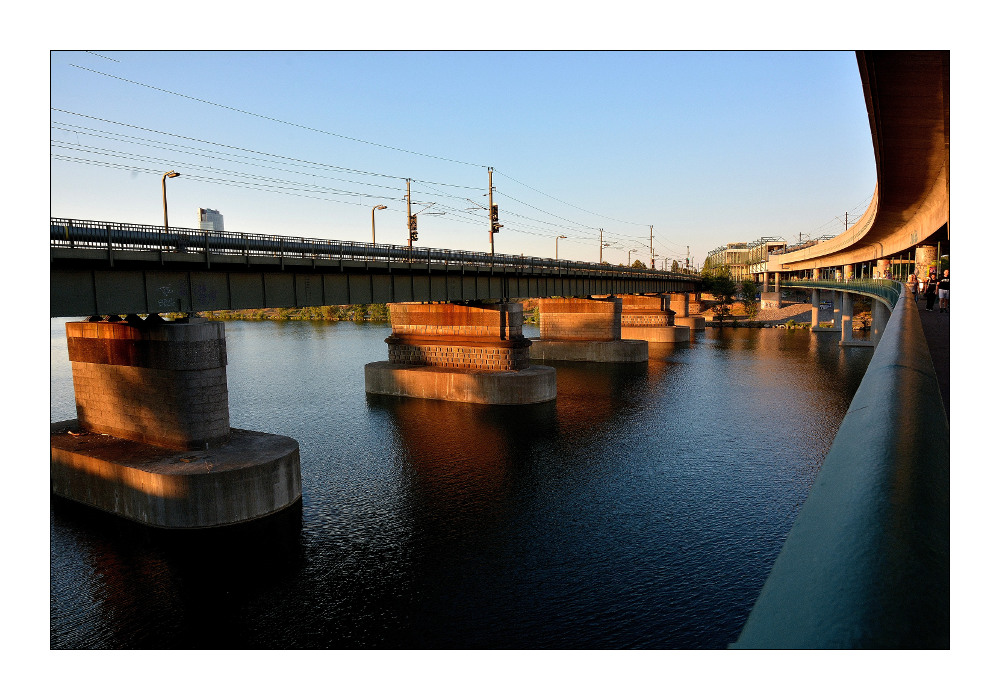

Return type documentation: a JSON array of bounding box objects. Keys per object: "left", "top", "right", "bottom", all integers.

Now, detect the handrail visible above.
[
  {"left": 51, "top": 217, "right": 698, "bottom": 282},
  {"left": 781, "top": 278, "right": 902, "bottom": 308},
  {"left": 732, "top": 289, "right": 949, "bottom": 648}
]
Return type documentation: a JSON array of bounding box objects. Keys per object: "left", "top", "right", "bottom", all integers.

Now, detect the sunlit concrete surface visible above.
[{"left": 51, "top": 422, "right": 301, "bottom": 528}]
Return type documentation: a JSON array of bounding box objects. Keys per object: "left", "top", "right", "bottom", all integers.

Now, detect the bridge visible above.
[
  {"left": 49, "top": 218, "right": 697, "bottom": 317},
  {"left": 50, "top": 213, "right": 702, "bottom": 533},
  {"left": 732, "top": 51, "right": 949, "bottom": 649}
]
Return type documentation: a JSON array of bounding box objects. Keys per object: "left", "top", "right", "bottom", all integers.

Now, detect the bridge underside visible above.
[{"left": 769, "top": 50, "right": 949, "bottom": 274}]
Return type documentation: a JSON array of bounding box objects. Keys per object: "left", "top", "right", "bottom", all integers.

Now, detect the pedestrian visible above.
[
  {"left": 907, "top": 273, "right": 918, "bottom": 303},
  {"left": 937, "top": 269, "right": 949, "bottom": 313},
  {"left": 924, "top": 272, "right": 938, "bottom": 311}
]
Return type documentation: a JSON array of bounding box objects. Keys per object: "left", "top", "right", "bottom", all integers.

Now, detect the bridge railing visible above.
[
  {"left": 780, "top": 278, "right": 903, "bottom": 308},
  {"left": 51, "top": 217, "right": 696, "bottom": 282}
]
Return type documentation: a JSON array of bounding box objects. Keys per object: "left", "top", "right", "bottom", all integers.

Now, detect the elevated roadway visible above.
[{"left": 767, "top": 51, "right": 949, "bottom": 275}]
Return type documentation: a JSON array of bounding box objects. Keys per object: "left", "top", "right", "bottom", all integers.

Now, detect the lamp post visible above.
[
  {"left": 371, "top": 204, "right": 387, "bottom": 244},
  {"left": 161, "top": 170, "right": 180, "bottom": 238},
  {"left": 628, "top": 248, "right": 637, "bottom": 267},
  {"left": 556, "top": 235, "right": 567, "bottom": 259}
]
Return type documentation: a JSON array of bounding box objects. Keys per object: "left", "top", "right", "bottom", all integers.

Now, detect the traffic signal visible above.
[
  {"left": 490, "top": 204, "right": 502, "bottom": 234},
  {"left": 409, "top": 214, "right": 418, "bottom": 241}
]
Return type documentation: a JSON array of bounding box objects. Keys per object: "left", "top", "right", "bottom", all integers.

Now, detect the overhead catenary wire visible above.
[{"left": 69, "top": 65, "right": 491, "bottom": 169}]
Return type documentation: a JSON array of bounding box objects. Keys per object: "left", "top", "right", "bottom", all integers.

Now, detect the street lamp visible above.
[
  {"left": 556, "top": 235, "right": 567, "bottom": 259},
  {"left": 628, "top": 248, "right": 637, "bottom": 266},
  {"left": 371, "top": 204, "right": 387, "bottom": 244},
  {"left": 162, "top": 170, "right": 180, "bottom": 238}
]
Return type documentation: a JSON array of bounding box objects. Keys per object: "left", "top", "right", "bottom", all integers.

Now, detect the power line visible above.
[
  {"left": 51, "top": 110, "right": 482, "bottom": 190},
  {"left": 68, "top": 65, "right": 489, "bottom": 168}
]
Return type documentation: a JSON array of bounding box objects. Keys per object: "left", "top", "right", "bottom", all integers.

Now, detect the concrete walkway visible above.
[{"left": 917, "top": 305, "right": 950, "bottom": 419}]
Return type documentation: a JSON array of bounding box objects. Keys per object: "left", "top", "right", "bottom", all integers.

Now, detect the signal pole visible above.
[
  {"left": 406, "top": 178, "right": 414, "bottom": 249},
  {"left": 599, "top": 228, "right": 604, "bottom": 263},
  {"left": 487, "top": 167, "right": 501, "bottom": 256}
]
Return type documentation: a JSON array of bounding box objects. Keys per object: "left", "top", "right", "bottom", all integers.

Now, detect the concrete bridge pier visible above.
[
  {"left": 365, "top": 301, "right": 556, "bottom": 403},
  {"left": 51, "top": 316, "right": 302, "bottom": 528},
  {"left": 915, "top": 244, "right": 937, "bottom": 279},
  {"left": 761, "top": 272, "right": 781, "bottom": 310},
  {"left": 667, "top": 292, "right": 705, "bottom": 332},
  {"left": 839, "top": 292, "right": 872, "bottom": 347},
  {"left": 619, "top": 294, "right": 690, "bottom": 343},
  {"left": 871, "top": 299, "right": 891, "bottom": 347},
  {"left": 528, "top": 297, "right": 647, "bottom": 362},
  {"left": 811, "top": 289, "right": 820, "bottom": 329}
]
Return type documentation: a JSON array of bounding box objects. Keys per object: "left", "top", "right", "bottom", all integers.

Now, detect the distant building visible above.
[{"left": 198, "top": 208, "right": 224, "bottom": 231}]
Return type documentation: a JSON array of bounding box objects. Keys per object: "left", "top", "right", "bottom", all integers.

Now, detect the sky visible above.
[{"left": 49, "top": 50, "right": 876, "bottom": 269}]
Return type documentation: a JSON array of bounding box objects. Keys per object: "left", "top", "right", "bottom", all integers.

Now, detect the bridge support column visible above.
[
  {"left": 51, "top": 316, "right": 301, "bottom": 528},
  {"left": 838, "top": 292, "right": 872, "bottom": 347},
  {"left": 871, "top": 300, "right": 890, "bottom": 347},
  {"left": 813, "top": 268, "right": 820, "bottom": 280},
  {"left": 915, "top": 244, "right": 937, "bottom": 279},
  {"left": 619, "top": 294, "right": 690, "bottom": 343},
  {"left": 811, "top": 289, "right": 820, "bottom": 329},
  {"left": 877, "top": 258, "right": 891, "bottom": 278},
  {"left": 365, "top": 302, "right": 556, "bottom": 403},
  {"left": 668, "top": 292, "right": 705, "bottom": 332},
  {"left": 843, "top": 264, "right": 853, "bottom": 281},
  {"left": 529, "top": 297, "right": 647, "bottom": 362},
  {"left": 761, "top": 272, "right": 781, "bottom": 310}
]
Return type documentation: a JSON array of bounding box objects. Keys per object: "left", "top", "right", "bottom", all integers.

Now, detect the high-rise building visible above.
[{"left": 198, "top": 208, "right": 224, "bottom": 231}]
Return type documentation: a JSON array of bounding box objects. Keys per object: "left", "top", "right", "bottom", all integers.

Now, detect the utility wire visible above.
[
  {"left": 68, "top": 65, "right": 489, "bottom": 168},
  {"left": 51, "top": 110, "right": 482, "bottom": 190}
]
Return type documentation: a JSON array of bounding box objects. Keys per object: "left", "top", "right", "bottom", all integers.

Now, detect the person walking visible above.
[
  {"left": 937, "top": 269, "right": 949, "bottom": 312},
  {"left": 907, "top": 273, "right": 918, "bottom": 304},
  {"left": 924, "top": 272, "right": 938, "bottom": 311}
]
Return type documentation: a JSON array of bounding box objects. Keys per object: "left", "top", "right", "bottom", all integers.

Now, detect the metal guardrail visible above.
[
  {"left": 51, "top": 217, "right": 697, "bottom": 281},
  {"left": 781, "top": 278, "right": 902, "bottom": 308}
]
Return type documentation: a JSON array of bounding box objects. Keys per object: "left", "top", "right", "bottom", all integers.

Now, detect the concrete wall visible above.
[{"left": 67, "top": 319, "right": 230, "bottom": 450}]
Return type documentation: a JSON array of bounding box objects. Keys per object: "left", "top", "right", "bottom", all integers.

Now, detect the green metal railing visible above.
[{"left": 781, "top": 278, "right": 903, "bottom": 309}]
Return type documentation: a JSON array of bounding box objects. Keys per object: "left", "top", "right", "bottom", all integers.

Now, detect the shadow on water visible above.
[{"left": 50, "top": 495, "right": 305, "bottom": 649}]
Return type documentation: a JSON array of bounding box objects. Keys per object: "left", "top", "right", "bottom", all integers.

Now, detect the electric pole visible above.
[
  {"left": 599, "top": 228, "right": 604, "bottom": 264},
  {"left": 649, "top": 225, "right": 654, "bottom": 270}
]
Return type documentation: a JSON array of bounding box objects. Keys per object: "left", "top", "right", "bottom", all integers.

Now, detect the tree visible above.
[
  {"left": 630, "top": 259, "right": 647, "bottom": 269},
  {"left": 671, "top": 260, "right": 680, "bottom": 272},
  {"left": 740, "top": 278, "right": 760, "bottom": 319}
]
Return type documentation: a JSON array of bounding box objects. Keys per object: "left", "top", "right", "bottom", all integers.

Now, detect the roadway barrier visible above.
[
  {"left": 733, "top": 283, "right": 949, "bottom": 648},
  {"left": 51, "top": 217, "right": 694, "bottom": 281}
]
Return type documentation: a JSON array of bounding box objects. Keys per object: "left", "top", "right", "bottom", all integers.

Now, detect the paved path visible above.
[{"left": 917, "top": 304, "right": 950, "bottom": 419}]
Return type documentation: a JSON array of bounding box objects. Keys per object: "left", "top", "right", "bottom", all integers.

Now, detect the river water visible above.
[{"left": 49, "top": 318, "right": 872, "bottom": 649}]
